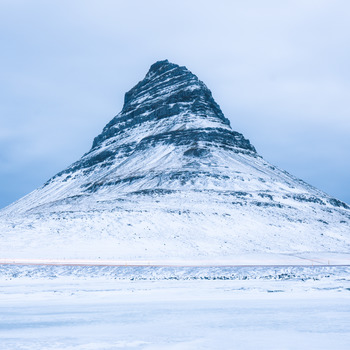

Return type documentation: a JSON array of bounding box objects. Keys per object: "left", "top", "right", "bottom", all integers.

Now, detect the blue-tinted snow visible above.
[{"left": 1, "top": 265, "right": 350, "bottom": 349}]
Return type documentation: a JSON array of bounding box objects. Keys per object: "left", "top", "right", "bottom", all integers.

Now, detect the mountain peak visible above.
[
  {"left": 91, "top": 60, "right": 253, "bottom": 153},
  {"left": 146, "top": 59, "right": 179, "bottom": 77},
  {"left": 123, "top": 59, "right": 199, "bottom": 108}
]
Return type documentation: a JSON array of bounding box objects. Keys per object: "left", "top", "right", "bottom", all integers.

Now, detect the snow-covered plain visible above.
[{"left": 1, "top": 265, "right": 350, "bottom": 349}]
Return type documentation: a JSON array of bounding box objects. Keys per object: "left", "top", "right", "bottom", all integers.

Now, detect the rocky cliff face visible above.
[
  {"left": 0, "top": 60, "right": 349, "bottom": 260},
  {"left": 48, "top": 59, "right": 255, "bottom": 191}
]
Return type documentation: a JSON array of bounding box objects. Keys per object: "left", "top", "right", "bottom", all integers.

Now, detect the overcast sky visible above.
[{"left": 1, "top": 0, "right": 349, "bottom": 208}]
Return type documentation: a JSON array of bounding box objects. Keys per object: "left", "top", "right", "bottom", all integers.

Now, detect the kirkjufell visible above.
[{"left": 1, "top": 60, "right": 349, "bottom": 261}]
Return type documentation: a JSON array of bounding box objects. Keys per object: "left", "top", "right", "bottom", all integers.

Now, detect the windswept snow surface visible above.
[{"left": 1, "top": 265, "right": 350, "bottom": 349}]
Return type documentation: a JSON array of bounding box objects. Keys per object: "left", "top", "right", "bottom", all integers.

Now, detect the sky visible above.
[{"left": 0, "top": 0, "right": 349, "bottom": 208}]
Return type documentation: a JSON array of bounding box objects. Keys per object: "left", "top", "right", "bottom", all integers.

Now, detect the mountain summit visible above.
[
  {"left": 91, "top": 59, "right": 254, "bottom": 153},
  {"left": 1, "top": 60, "right": 349, "bottom": 261}
]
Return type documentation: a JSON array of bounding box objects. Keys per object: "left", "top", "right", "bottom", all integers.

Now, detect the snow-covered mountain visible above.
[{"left": 1, "top": 60, "right": 349, "bottom": 261}]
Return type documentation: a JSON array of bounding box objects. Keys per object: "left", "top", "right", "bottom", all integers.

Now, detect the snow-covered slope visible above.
[{"left": 0, "top": 60, "right": 349, "bottom": 260}]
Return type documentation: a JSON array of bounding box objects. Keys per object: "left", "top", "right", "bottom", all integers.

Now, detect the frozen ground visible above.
[{"left": 1, "top": 265, "right": 350, "bottom": 349}]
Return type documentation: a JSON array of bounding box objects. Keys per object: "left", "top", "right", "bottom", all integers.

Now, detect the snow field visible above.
[{"left": 1, "top": 265, "right": 350, "bottom": 349}]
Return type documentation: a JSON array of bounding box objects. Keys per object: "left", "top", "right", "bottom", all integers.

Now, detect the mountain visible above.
[{"left": 1, "top": 60, "right": 349, "bottom": 261}]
